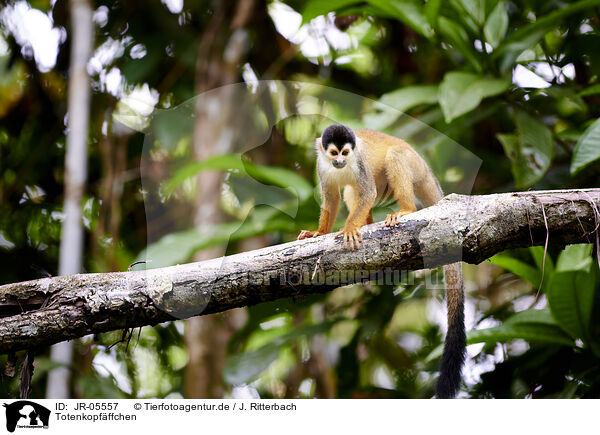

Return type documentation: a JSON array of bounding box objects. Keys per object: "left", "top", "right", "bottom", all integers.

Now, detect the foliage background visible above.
[{"left": 0, "top": 0, "right": 599, "bottom": 398}]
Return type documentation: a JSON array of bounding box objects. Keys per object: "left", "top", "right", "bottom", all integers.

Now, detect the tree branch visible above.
[{"left": 1, "top": 189, "right": 599, "bottom": 354}]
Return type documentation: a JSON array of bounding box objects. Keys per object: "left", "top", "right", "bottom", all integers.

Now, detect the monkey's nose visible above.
[{"left": 333, "top": 159, "right": 346, "bottom": 168}]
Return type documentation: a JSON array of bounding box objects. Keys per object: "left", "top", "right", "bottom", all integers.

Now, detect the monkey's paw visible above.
[
  {"left": 335, "top": 227, "right": 362, "bottom": 250},
  {"left": 385, "top": 210, "right": 412, "bottom": 227},
  {"left": 298, "top": 230, "right": 324, "bottom": 240}
]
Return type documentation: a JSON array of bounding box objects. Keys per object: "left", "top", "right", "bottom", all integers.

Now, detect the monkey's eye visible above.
[
  {"left": 331, "top": 150, "right": 338, "bottom": 156},
  {"left": 342, "top": 150, "right": 349, "bottom": 156}
]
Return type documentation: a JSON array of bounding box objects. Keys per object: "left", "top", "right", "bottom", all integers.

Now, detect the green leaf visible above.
[
  {"left": 136, "top": 225, "right": 233, "bottom": 268},
  {"left": 243, "top": 162, "right": 314, "bottom": 202},
  {"left": 463, "top": 0, "right": 486, "bottom": 25},
  {"left": 301, "top": 0, "right": 362, "bottom": 23},
  {"left": 555, "top": 382, "right": 580, "bottom": 399},
  {"left": 0, "top": 56, "right": 25, "bottom": 117},
  {"left": 489, "top": 253, "right": 541, "bottom": 287},
  {"left": 524, "top": 245, "right": 555, "bottom": 292},
  {"left": 28, "top": 0, "right": 53, "bottom": 12},
  {"left": 437, "top": 17, "right": 482, "bottom": 72},
  {"left": 438, "top": 71, "right": 509, "bottom": 122},
  {"left": 546, "top": 270, "right": 596, "bottom": 340},
  {"left": 498, "top": 111, "right": 553, "bottom": 188},
  {"left": 424, "top": 0, "right": 442, "bottom": 27},
  {"left": 138, "top": 214, "right": 297, "bottom": 268},
  {"left": 467, "top": 323, "right": 575, "bottom": 346},
  {"left": 446, "top": 0, "right": 479, "bottom": 35},
  {"left": 427, "top": 308, "right": 571, "bottom": 361},
  {"left": 570, "top": 118, "right": 600, "bottom": 175},
  {"left": 576, "top": 83, "right": 600, "bottom": 97},
  {"left": 484, "top": 1, "right": 508, "bottom": 48},
  {"left": 166, "top": 153, "right": 313, "bottom": 201},
  {"left": 529, "top": 246, "right": 555, "bottom": 277},
  {"left": 452, "top": 0, "right": 486, "bottom": 26},
  {"left": 504, "top": 308, "right": 558, "bottom": 326},
  {"left": 496, "top": 134, "right": 528, "bottom": 185},
  {"left": 224, "top": 322, "right": 336, "bottom": 385},
  {"left": 166, "top": 154, "right": 245, "bottom": 195},
  {"left": 366, "top": 0, "right": 433, "bottom": 37},
  {"left": 556, "top": 244, "right": 594, "bottom": 273},
  {"left": 364, "top": 85, "right": 439, "bottom": 129},
  {"left": 151, "top": 109, "right": 193, "bottom": 152},
  {"left": 495, "top": 0, "right": 600, "bottom": 72},
  {"left": 223, "top": 342, "right": 281, "bottom": 386},
  {"left": 380, "top": 84, "right": 439, "bottom": 112},
  {"left": 557, "top": 128, "right": 583, "bottom": 143}
]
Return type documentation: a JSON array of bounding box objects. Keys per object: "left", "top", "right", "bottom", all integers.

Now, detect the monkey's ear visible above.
[{"left": 315, "top": 137, "right": 323, "bottom": 150}]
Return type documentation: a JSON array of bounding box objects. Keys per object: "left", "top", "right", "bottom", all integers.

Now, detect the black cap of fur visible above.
[{"left": 321, "top": 124, "right": 355, "bottom": 151}]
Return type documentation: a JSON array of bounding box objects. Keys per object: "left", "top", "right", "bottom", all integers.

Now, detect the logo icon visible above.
[{"left": 3, "top": 401, "right": 50, "bottom": 432}]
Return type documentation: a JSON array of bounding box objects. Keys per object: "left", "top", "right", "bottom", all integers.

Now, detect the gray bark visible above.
[
  {"left": 1, "top": 189, "right": 598, "bottom": 355},
  {"left": 47, "top": 0, "right": 94, "bottom": 399}
]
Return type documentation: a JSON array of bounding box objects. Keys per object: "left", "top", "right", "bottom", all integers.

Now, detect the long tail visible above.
[{"left": 436, "top": 262, "right": 466, "bottom": 399}]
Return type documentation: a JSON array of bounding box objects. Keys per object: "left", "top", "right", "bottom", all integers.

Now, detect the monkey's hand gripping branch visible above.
[{"left": 335, "top": 227, "right": 363, "bottom": 251}]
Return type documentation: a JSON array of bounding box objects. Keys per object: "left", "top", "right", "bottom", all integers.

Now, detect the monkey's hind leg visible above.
[
  {"left": 339, "top": 184, "right": 375, "bottom": 250},
  {"left": 343, "top": 186, "right": 373, "bottom": 227},
  {"left": 384, "top": 148, "right": 417, "bottom": 226},
  {"left": 298, "top": 183, "right": 341, "bottom": 240}
]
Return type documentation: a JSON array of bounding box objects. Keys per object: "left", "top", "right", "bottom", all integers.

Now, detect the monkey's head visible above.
[{"left": 319, "top": 124, "right": 355, "bottom": 169}]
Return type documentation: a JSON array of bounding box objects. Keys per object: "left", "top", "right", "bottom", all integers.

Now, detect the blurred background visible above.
[{"left": 1, "top": 0, "right": 599, "bottom": 399}]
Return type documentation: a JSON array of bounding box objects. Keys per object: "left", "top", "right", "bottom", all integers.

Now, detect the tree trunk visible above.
[
  {"left": 184, "top": 0, "right": 255, "bottom": 398},
  {"left": 46, "top": 0, "right": 94, "bottom": 400}
]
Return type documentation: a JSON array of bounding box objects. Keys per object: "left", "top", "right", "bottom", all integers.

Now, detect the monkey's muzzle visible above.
[{"left": 332, "top": 159, "right": 347, "bottom": 169}]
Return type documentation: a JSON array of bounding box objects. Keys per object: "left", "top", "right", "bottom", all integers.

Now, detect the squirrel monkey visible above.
[{"left": 298, "top": 124, "right": 465, "bottom": 398}]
